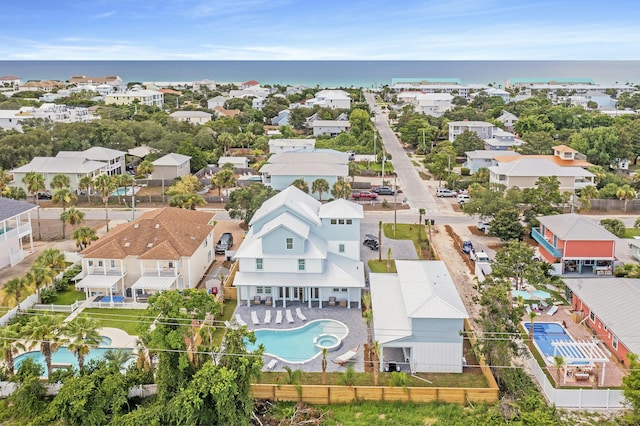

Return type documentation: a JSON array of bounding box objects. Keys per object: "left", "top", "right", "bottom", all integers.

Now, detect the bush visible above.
[
  {"left": 54, "top": 279, "right": 68, "bottom": 292},
  {"left": 389, "top": 371, "right": 408, "bottom": 388},
  {"left": 461, "top": 167, "right": 470, "bottom": 176},
  {"left": 61, "top": 265, "right": 81, "bottom": 283},
  {"left": 39, "top": 288, "right": 58, "bottom": 304}
]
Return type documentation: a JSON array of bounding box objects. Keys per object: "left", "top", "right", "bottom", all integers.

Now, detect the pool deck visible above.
[
  {"left": 522, "top": 305, "right": 626, "bottom": 387},
  {"left": 99, "top": 327, "right": 138, "bottom": 349},
  {"left": 234, "top": 303, "right": 367, "bottom": 373}
]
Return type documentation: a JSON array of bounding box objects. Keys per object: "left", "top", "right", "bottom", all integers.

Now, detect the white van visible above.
[{"left": 457, "top": 194, "right": 470, "bottom": 203}]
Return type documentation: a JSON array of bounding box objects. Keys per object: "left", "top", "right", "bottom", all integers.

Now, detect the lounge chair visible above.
[
  {"left": 251, "top": 311, "right": 260, "bottom": 325},
  {"left": 275, "top": 310, "right": 282, "bottom": 324},
  {"left": 547, "top": 305, "right": 558, "bottom": 316},
  {"left": 252, "top": 295, "right": 262, "bottom": 305},
  {"left": 265, "top": 359, "right": 278, "bottom": 371},
  {"left": 333, "top": 345, "right": 360, "bottom": 366},
  {"left": 265, "top": 296, "right": 273, "bottom": 306},
  {"left": 286, "top": 309, "right": 294, "bottom": 323},
  {"left": 328, "top": 296, "right": 337, "bottom": 306},
  {"left": 264, "top": 310, "right": 271, "bottom": 324},
  {"left": 295, "top": 307, "right": 307, "bottom": 321},
  {"left": 235, "top": 314, "right": 247, "bottom": 327}
]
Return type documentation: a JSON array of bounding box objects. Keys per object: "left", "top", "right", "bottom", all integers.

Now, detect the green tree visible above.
[
  {"left": 136, "top": 159, "right": 154, "bottom": 202},
  {"left": 311, "top": 178, "right": 330, "bottom": 201},
  {"left": 2, "top": 186, "right": 27, "bottom": 200},
  {"left": 94, "top": 174, "right": 116, "bottom": 232},
  {"left": 623, "top": 353, "right": 640, "bottom": 424},
  {"left": 211, "top": 168, "right": 236, "bottom": 197},
  {"left": 24, "top": 265, "right": 53, "bottom": 304},
  {"left": 490, "top": 208, "right": 525, "bottom": 241},
  {"left": 225, "top": 184, "right": 279, "bottom": 224},
  {"left": 22, "top": 171, "right": 46, "bottom": 240},
  {"left": 51, "top": 187, "right": 77, "bottom": 237},
  {"left": 553, "top": 355, "right": 565, "bottom": 389},
  {"left": 331, "top": 180, "right": 351, "bottom": 200},
  {"left": 60, "top": 206, "right": 85, "bottom": 239},
  {"left": 290, "top": 177, "right": 309, "bottom": 193},
  {"left": 569, "top": 127, "right": 620, "bottom": 167},
  {"left": 169, "top": 192, "right": 206, "bottom": 210},
  {"left": 616, "top": 184, "right": 637, "bottom": 212},
  {"left": 600, "top": 218, "right": 625, "bottom": 237},
  {"left": 72, "top": 226, "right": 99, "bottom": 250},
  {"left": 492, "top": 241, "right": 546, "bottom": 291},
  {"left": 50, "top": 174, "right": 71, "bottom": 191},
  {"left": 3, "top": 277, "right": 30, "bottom": 312},
  {"left": 78, "top": 175, "right": 94, "bottom": 203},
  {"left": 348, "top": 161, "right": 360, "bottom": 184},
  {"left": 452, "top": 130, "right": 485, "bottom": 156},
  {"left": 64, "top": 317, "right": 102, "bottom": 370},
  {"left": 349, "top": 108, "right": 373, "bottom": 137},
  {"left": 35, "top": 247, "right": 66, "bottom": 278},
  {"left": 23, "top": 313, "right": 66, "bottom": 378},
  {"left": 0, "top": 324, "right": 25, "bottom": 375}
]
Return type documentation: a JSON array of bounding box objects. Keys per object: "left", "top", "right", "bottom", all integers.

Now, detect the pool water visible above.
[
  {"left": 97, "top": 295, "right": 125, "bottom": 303},
  {"left": 245, "top": 319, "right": 348, "bottom": 363},
  {"left": 524, "top": 322, "right": 587, "bottom": 365},
  {"left": 14, "top": 337, "right": 132, "bottom": 376},
  {"left": 110, "top": 187, "right": 140, "bottom": 197}
]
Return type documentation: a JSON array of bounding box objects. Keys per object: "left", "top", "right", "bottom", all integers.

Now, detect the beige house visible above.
[
  {"left": 151, "top": 153, "right": 191, "bottom": 180},
  {"left": 76, "top": 208, "right": 215, "bottom": 301},
  {"left": 169, "top": 111, "right": 213, "bottom": 124},
  {"left": 11, "top": 157, "right": 107, "bottom": 192},
  {"left": 489, "top": 158, "right": 595, "bottom": 192},
  {"left": 104, "top": 89, "right": 164, "bottom": 107}
]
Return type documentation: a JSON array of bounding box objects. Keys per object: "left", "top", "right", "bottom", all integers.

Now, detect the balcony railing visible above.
[
  {"left": 531, "top": 228, "right": 562, "bottom": 258},
  {"left": 142, "top": 268, "right": 178, "bottom": 277},
  {"left": 0, "top": 223, "right": 32, "bottom": 240},
  {"left": 87, "top": 267, "right": 124, "bottom": 276},
  {"left": 9, "top": 250, "right": 24, "bottom": 266}
]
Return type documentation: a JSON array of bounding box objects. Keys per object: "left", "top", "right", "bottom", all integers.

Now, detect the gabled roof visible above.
[
  {"left": 319, "top": 198, "right": 363, "bottom": 219},
  {"left": 565, "top": 278, "right": 640, "bottom": 354},
  {"left": 538, "top": 213, "right": 617, "bottom": 241},
  {"left": 0, "top": 197, "right": 37, "bottom": 222},
  {"left": 260, "top": 162, "right": 347, "bottom": 177},
  {"left": 152, "top": 153, "right": 191, "bottom": 166},
  {"left": 268, "top": 138, "right": 316, "bottom": 147},
  {"left": 311, "top": 120, "right": 351, "bottom": 127},
  {"left": 235, "top": 230, "right": 327, "bottom": 260},
  {"left": 466, "top": 150, "right": 519, "bottom": 160},
  {"left": 12, "top": 157, "right": 107, "bottom": 174},
  {"left": 81, "top": 207, "right": 213, "bottom": 260},
  {"left": 448, "top": 121, "right": 494, "bottom": 127},
  {"left": 490, "top": 158, "right": 593, "bottom": 177},
  {"left": 169, "top": 111, "right": 212, "bottom": 118},
  {"left": 250, "top": 186, "right": 321, "bottom": 227},
  {"left": 370, "top": 260, "right": 468, "bottom": 345},
  {"left": 253, "top": 212, "right": 311, "bottom": 240},
  {"left": 494, "top": 154, "right": 592, "bottom": 168},
  {"left": 56, "top": 146, "right": 125, "bottom": 162},
  {"left": 268, "top": 150, "right": 348, "bottom": 164}
]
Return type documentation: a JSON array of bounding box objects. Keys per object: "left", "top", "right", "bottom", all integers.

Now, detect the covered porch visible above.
[
  {"left": 75, "top": 274, "right": 125, "bottom": 300},
  {"left": 240, "top": 284, "right": 361, "bottom": 309},
  {"left": 130, "top": 276, "right": 177, "bottom": 302},
  {"left": 562, "top": 258, "right": 614, "bottom": 276}
]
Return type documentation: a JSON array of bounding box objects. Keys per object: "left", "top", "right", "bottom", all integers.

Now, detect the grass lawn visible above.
[
  {"left": 81, "top": 308, "right": 150, "bottom": 335},
  {"left": 624, "top": 228, "right": 640, "bottom": 238},
  {"left": 382, "top": 223, "right": 429, "bottom": 259},
  {"left": 368, "top": 259, "right": 396, "bottom": 273},
  {"left": 52, "top": 289, "right": 86, "bottom": 305},
  {"left": 211, "top": 298, "right": 237, "bottom": 345},
  {"left": 259, "top": 370, "right": 487, "bottom": 388}
]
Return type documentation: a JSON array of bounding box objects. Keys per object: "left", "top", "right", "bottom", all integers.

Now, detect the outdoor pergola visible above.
[
  {"left": 130, "top": 276, "right": 177, "bottom": 302},
  {"left": 75, "top": 275, "right": 122, "bottom": 300},
  {"left": 551, "top": 339, "right": 610, "bottom": 386}
]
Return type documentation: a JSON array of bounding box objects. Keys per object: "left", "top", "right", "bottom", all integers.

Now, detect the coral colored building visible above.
[
  {"left": 565, "top": 278, "right": 639, "bottom": 367},
  {"left": 532, "top": 214, "right": 617, "bottom": 275}
]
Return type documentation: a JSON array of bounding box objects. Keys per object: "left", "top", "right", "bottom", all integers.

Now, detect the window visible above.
[
  {"left": 612, "top": 335, "right": 618, "bottom": 349},
  {"left": 589, "top": 311, "right": 595, "bottom": 322},
  {"left": 330, "top": 219, "right": 337, "bottom": 225},
  {"left": 346, "top": 219, "right": 352, "bottom": 225},
  {"left": 256, "top": 258, "right": 263, "bottom": 270},
  {"left": 339, "top": 244, "right": 345, "bottom": 253},
  {"left": 298, "top": 259, "right": 305, "bottom": 271},
  {"left": 98, "top": 260, "right": 104, "bottom": 267},
  {"left": 286, "top": 238, "right": 293, "bottom": 250},
  {"left": 168, "top": 261, "right": 174, "bottom": 268},
  {"left": 256, "top": 286, "right": 271, "bottom": 294},
  {"left": 88, "top": 260, "right": 94, "bottom": 267},
  {"left": 338, "top": 219, "right": 344, "bottom": 224}
]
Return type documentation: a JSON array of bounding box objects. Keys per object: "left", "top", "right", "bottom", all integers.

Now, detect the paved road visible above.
[{"left": 365, "top": 92, "right": 443, "bottom": 216}]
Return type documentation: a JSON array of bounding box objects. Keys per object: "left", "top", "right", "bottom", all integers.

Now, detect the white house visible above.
[
  {"left": 104, "top": 89, "right": 164, "bottom": 107},
  {"left": 483, "top": 129, "right": 524, "bottom": 151},
  {"left": 448, "top": 121, "right": 496, "bottom": 142},
  {"left": 56, "top": 146, "right": 126, "bottom": 176},
  {"left": 370, "top": 260, "right": 469, "bottom": 373},
  {"left": 218, "top": 156, "right": 249, "bottom": 169},
  {"left": 77, "top": 208, "right": 215, "bottom": 301},
  {"left": 11, "top": 157, "right": 108, "bottom": 192},
  {"left": 464, "top": 150, "right": 521, "bottom": 174},
  {"left": 232, "top": 186, "right": 365, "bottom": 309},
  {"left": 0, "top": 197, "right": 37, "bottom": 269},
  {"left": 397, "top": 92, "right": 453, "bottom": 117},
  {"left": 307, "top": 90, "right": 351, "bottom": 110},
  {"left": 270, "top": 109, "right": 290, "bottom": 127},
  {"left": 260, "top": 150, "right": 348, "bottom": 196},
  {"left": 207, "top": 95, "right": 229, "bottom": 110},
  {"left": 169, "top": 110, "right": 213, "bottom": 124},
  {"left": 268, "top": 138, "right": 316, "bottom": 154},
  {"left": 151, "top": 153, "right": 191, "bottom": 180},
  {"left": 312, "top": 120, "right": 351, "bottom": 137},
  {"left": 496, "top": 110, "right": 518, "bottom": 132},
  {"left": 0, "top": 75, "right": 21, "bottom": 88}
]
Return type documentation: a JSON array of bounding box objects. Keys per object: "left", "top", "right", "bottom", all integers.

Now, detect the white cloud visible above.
[{"left": 91, "top": 10, "right": 116, "bottom": 19}]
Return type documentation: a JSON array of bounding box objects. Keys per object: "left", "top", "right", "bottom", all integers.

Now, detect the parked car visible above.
[
  {"left": 477, "top": 221, "right": 491, "bottom": 232},
  {"left": 363, "top": 234, "right": 379, "bottom": 251},
  {"left": 457, "top": 194, "right": 470, "bottom": 204},
  {"left": 372, "top": 186, "right": 395, "bottom": 195},
  {"left": 462, "top": 241, "right": 474, "bottom": 254},
  {"left": 436, "top": 188, "right": 457, "bottom": 198},
  {"left": 215, "top": 232, "right": 234, "bottom": 254},
  {"left": 36, "top": 191, "right": 52, "bottom": 200},
  {"left": 352, "top": 191, "right": 378, "bottom": 200}
]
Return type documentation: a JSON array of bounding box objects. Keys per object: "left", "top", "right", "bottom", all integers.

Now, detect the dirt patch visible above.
[{"left": 32, "top": 219, "right": 108, "bottom": 242}]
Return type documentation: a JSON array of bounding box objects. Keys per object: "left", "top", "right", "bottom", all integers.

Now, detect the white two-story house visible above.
[
  {"left": 232, "top": 186, "right": 365, "bottom": 309},
  {"left": 0, "top": 197, "right": 37, "bottom": 270},
  {"left": 76, "top": 208, "right": 215, "bottom": 301}
]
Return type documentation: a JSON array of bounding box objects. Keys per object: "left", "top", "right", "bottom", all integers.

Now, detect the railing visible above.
[
  {"left": 531, "top": 228, "right": 562, "bottom": 258},
  {"left": 82, "top": 301, "right": 149, "bottom": 309},
  {"left": 9, "top": 250, "right": 24, "bottom": 266},
  {"left": 87, "top": 267, "right": 124, "bottom": 276},
  {"left": 0, "top": 223, "right": 31, "bottom": 240},
  {"left": 142, "top": 268, "right": 177, "bottom": 277}
]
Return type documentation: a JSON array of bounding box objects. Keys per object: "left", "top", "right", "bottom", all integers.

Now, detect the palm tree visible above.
[
  {"left": 616, "top": 184, "right": 637, "bottom": 212},
  {"left": 118, "top": 174, "right": 135, "bottom": 206},
  {"left": 372, "top": 341, "right": 381, "bottom": 386},
  {"left": 291, "top": 178, "right": 309, "bottom": 193},
  {"left": 22, "top": 172, "right": 46, "bottom": 240},
  {"left": 72, "top": 226, "right": 98, "bottom": 250},
  {"left": 418, "top": 208, "right": 426, "bottom": 239},
  {"left": 64, "top": 317, "right": 102, "bottom": 370},
  {"left": 363, "top": 309, "right": 373, "bottom": 348},
  {"left": 216, "top": 169, "right": 236, "bottom": 197},
  {"left": 51, "top": 186, "right": 77, "bottom": 233},
  {"left": 24, "top": 266, "right": 53, "bottom": 304},
  {"left": 0, "top": 168, "right": 11, "bottom": 193},
  {"left": 23, "top": 314, "right": 66, "bottom": 378},
  {"left": 553, "top": 355, "right": 565, "bottom": 388},
  {"left": 35, "top": 248, "right": 66, "bottom": 279},
  {"left": 331, "top": 180, "right": 351, "bottom": 200},
  {"left": 348, "top": 161, "right": 360, "bottom": 185},
  {"left": 4, "top": 277, "right": 30, "bottom": 312},
  {"left": 0, "top": 324, "right": 25, "bottom": 375},
  {"left": 311, "top": 178, "right": 330, "bottom": 201},
  {"left": 169, "top": 193, "right": 206, "bottom": 210},
  {"left": 103, "top": 348, "right": 133, "bottom": 369},
  {"left": 2, "top": 186, "right": 27, "bottom": 200},
  {"left": 50, "top": 174, "right": 70, "bottom": 191},
  {"left": 78, "top": 175, "right": 94, "bottom": 203},
  {"left": 321, "top": 348, "right": 328, "bottom": 385},
  {"left": 60, "top": 207, "right": 85, "bottom": 239},
  {"left": 217, "top": 132, "right": 234, "bottom": 155},
  {"left": 94, "top": 174, "right": 116, "bottom": 232},
  {"left": 528, "top": 310, "right": 537, "bottom": 351},
  {"left": 136, "top": 160, "right": 154, "bottom": 203}
]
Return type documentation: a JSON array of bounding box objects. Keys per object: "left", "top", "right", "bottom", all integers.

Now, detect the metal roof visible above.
[
  {"left": 152, "top": 153, "right": 191, "bottom": 166},
  {"left": 318, "top": 199, "right": 363, "bottom": 219},
  {"left": 131, "top": 276, "right": 177, "bottom": 291},
  {"left": 75, "top": 275, "right": 120, "bottom": 290},
  {"left": 0, "top": 197, "right": 37, "bottom": 222},
  {"left": 538, "top": 213, "right": 617, "bottom": 241}
]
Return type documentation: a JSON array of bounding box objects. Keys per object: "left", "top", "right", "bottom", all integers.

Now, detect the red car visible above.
[{"left": 352, "top": 191, "right": 378, "bottom": 200}]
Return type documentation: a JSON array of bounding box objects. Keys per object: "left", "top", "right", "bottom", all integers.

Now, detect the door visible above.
[{"left": 293, "top": 287, "right": 304, "bottom": 301}]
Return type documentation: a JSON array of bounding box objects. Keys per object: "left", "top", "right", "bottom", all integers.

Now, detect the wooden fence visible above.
[
  {"left": 250, "top": 383, "right": 498, "bottom": 405},
  {"left": 223, "top": 261, "right": 239, "bottom": 300}
]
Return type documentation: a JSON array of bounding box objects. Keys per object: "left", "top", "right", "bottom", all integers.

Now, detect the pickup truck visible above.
[
  {"left": 352, "top": 191, "right": 378, "bottom": 200},
  {"left": 470, "top": 250, "right": 490, "bottom": 264}
]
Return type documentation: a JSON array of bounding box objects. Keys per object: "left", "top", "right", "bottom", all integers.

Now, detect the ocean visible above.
[{"left": 0, "top": 60, "right": 638, "bottom": 88}]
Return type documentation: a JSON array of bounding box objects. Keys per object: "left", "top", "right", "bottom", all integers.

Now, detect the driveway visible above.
[{"left": 360, "top": 221, "right": 418, "bottom": 275}]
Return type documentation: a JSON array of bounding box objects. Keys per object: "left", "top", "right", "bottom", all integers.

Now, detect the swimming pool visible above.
[
  {"left": 14, "top": 336, "right": 132, "bottom": 376},
  {"left": 245, "top": 319, "right": 349, "bottom": 364},
  {"left": 110, "top": 186, "right": 140, "bottom": 197},
  {"left": 524, "top": 322, "right": 587, "bottom": 365},
  {"left": 97, "top": 295, "right": 125, "bottom": 303}
]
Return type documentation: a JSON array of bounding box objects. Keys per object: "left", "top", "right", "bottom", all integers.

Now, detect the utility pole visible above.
[{"left": 393, "top": 173, "right": 397, "bottom": 237}]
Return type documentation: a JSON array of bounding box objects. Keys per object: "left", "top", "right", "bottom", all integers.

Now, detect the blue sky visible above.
[{"left": 2, "top": 0, "right": 639, "bottom": 60}]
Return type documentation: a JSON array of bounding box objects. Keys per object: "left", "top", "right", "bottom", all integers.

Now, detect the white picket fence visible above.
[
  {"left": 0, "top": 381, "right": 157, "bottom": 399},
  {"left": 525, "top": 355, "right": 625, "bottom": 408}
]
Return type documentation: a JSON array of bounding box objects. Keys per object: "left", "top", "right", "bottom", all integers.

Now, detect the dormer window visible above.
[{"left": 286, "top": 238, "right": 293, "bottom": 250}]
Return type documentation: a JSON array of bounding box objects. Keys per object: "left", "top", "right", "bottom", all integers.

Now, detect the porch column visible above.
[
  {"left": 247, "top": 287, "right": 251, "bottom": 307},
  {"left": 283, "top": 288, "right": 287, "bottom": 308},
  {"left": 156, "top": 260, "right": 161, "bottom": 276},
  {"left": 28, "top": 228, "right": 34, "bottom": 254},
  {"left": 357, "top": 289, "right": 361, "bottom": 309},
  {"left": 308, "top": 287, "right": 311, "bottom": 308},
  {"left": 319, "top": 288, "right": 323, "bottom": 309},
  {"left": 347, "top": 288, "right": 351, "bottom": 309}
]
